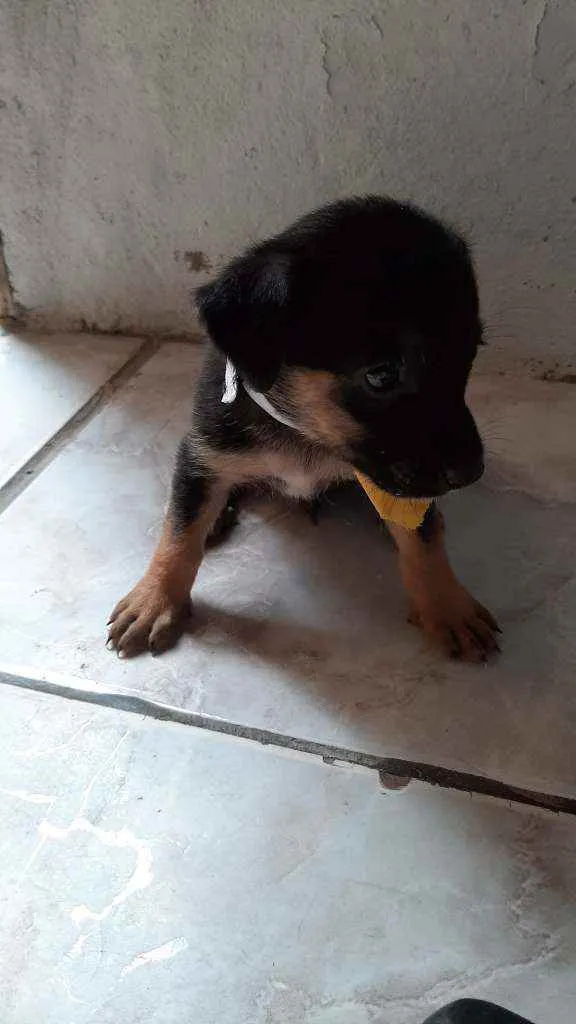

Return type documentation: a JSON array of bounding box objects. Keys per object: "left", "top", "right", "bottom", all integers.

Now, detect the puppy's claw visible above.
[
  {"left": 411, "top": 591, "right": 501, "bottom": 664},
  {"left": 106, "top": 581, "right": 190, "bottom": 659},
  {"left": 476, "top": 605, "right": 502, "bottom": 633}
]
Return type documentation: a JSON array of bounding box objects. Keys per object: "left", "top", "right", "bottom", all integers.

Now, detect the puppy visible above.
[{"left": 108, "top": 196, "right": 499, "bottom": 662}]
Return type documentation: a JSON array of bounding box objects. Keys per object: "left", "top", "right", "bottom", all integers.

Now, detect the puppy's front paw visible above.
[
  {"left": 107, "top": 578, "right": 191, "bottom": 658},
  {"left": 409, "top": 586, "right": 501, "bottom": 663}
]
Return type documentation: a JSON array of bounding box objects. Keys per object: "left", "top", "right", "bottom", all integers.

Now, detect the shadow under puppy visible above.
[{"left": 108, "top": 196, "right": 500, "bottom": 661}]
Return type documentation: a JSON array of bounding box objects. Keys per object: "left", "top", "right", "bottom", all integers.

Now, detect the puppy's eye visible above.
[{"left": 364, "top": 364, "right": 399, "bottom": 392}]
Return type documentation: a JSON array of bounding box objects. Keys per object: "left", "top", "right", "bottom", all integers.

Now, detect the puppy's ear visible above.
[{"left": 196, "top": 250, "right": 292, "bottom": 391}]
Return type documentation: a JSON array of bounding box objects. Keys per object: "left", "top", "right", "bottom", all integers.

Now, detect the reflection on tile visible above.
[
  {"left": 1, "top": 685, "right": 575, "bottom": 1024},
  {"left": 0, "top": 346, "right": 575, "bottom": 798},
  {"left": 0, "top": 332, "right": 141, "bottom": 488}
]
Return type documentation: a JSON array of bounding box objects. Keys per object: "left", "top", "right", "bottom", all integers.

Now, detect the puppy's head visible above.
[{"left": 197, "top": 196, "right": 484, "bottom": 498}]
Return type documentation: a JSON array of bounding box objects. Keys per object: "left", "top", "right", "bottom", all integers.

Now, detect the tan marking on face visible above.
[{"left": 277, "top": 368, "right": 364, "bottom": 450}]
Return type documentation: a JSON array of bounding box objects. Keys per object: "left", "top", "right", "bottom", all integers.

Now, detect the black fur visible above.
[
  {"left": 194, "top": 348, "right": 290, "bottom": 454},
  {"left": 170, "top": 438, "right": 211, "bottom": 533},
  {"left": 422, "top": 999, "right": 534, "bottom": 1024},
  {"left": 196, "top": 196, "right": 485, "bottom": 500}
]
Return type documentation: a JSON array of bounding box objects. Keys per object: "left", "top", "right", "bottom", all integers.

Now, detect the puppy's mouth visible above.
[{"left": 357, "top": 457, "right": 485, "bottom": 499}]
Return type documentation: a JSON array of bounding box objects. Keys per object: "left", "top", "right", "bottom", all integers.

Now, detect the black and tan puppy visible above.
[{"left": 108, "top": 197, "right": 499, "bottom": 662}]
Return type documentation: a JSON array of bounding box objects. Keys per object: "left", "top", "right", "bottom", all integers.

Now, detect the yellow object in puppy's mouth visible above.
[{"left": 355, "top": 471, "right": 431, "bottom": 530}]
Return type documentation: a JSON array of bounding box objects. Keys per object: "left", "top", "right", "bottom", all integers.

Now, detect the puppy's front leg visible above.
[
  {"left": 388, "top": 506, "right": 500, "bottom": 662},
  {"left": 107, "top": 439, "right": 227, "bottom": 657}
]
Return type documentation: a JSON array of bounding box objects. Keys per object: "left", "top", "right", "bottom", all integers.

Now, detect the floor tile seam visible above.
[
  {"left": 0, "top": 338, "right": 162, "bottom": 515},
  {"left": 1, "top": 665, "right": 575, "bottom": 817}
]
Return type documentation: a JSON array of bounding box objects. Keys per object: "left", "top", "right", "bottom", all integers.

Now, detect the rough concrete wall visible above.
[{"left": 0, "top": 0, "right": 575, "bottom": 370}]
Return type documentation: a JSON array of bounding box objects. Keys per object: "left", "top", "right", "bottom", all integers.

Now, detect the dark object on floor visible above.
[{"left": 423, "top": 998, "right": 535, "bottom": 1024}]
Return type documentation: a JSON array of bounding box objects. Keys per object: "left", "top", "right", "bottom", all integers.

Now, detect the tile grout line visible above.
[
  {"left": 1, "top": 665, "right": 575, "bottom": 817},
  {"left": 0, "top": 337, "right": 162, "bottom": 515}
]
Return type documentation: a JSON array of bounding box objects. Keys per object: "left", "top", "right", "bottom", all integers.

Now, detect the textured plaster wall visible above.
[{"left": 0, "top": 0, "right": 575, "bottom": 371}]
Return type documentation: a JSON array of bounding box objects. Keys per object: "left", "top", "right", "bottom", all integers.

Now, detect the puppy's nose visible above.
[{"left": 444, "top": 459, "right": 484, "bottom": 490}]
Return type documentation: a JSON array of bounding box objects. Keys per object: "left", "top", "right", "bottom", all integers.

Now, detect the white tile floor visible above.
[
  {"left": 2, "top": 340, "right": 576, "bottom": 796},
  {"left": 1, "top": 332, "right": 576, "bottom": 1022},
  {"left": 2, "top": 685, "right": 576, "bottom": 1024},
  {"left": 0, "top": 332, "right": 142, "bottom": 491}
]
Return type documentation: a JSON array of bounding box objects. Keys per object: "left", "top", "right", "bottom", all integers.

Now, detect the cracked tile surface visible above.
[
  {"left": 1, "top": 343, "right": 575, "bottom": 797},
  {"left": 1, "top": 685, "right": 575, "bottom": 1024}
]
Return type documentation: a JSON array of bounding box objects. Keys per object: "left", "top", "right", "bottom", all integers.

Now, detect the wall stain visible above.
[
  {"left": 175, "top": 249, "right": 212, "bottom": 273},
  {"left": 538, "top": 370, "right": 576, "bottom": 383}
]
